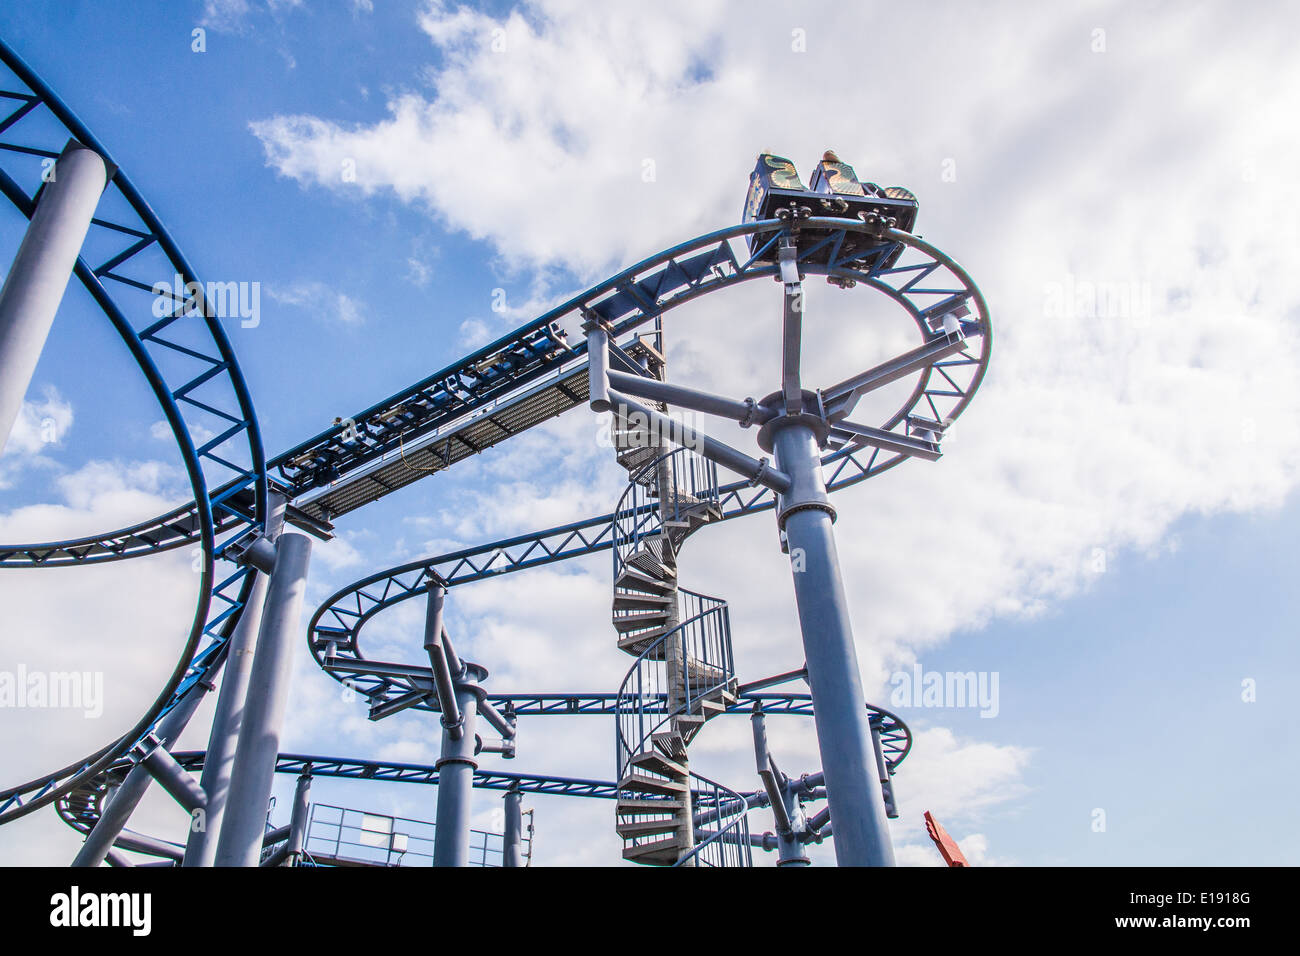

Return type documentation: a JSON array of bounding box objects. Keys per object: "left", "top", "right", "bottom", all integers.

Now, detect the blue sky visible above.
[{"left": 0, "top": 0, "right": 1297, "bottom": 867}]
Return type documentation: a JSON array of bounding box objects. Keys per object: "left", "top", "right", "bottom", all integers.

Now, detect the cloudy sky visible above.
[{"left": 0, "top": 0, "right": 1297, "bottom": 867}]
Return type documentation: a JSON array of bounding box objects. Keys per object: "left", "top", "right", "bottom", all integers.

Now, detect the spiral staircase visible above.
[{"left": 610, "top": 412, "right": 750, "bottom": 865}]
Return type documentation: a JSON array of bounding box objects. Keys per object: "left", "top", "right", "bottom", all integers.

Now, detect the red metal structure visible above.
[{"left": 925, "top": 811, "right": 970, "bottom": 867}]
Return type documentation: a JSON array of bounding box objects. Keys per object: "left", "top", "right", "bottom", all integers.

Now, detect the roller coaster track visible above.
[
  {"left": 51, "top": 749, "right": 827, "bottom": 868},
  {"left": 297, "top": 216, "right": 985, "bottom": 863},
  {"left": 1, "top": 209, "right": 988, "bottom": 568},
  {"left": 308, "top": 414, "right": 928, "bottom": 863},
  {"left": 0, "top": 39, "right": 268, "bottom": 822},
  {"left": 0, "top": 35, "right": 989, "bottom": 864},
  {"left": 52, "top": 714, "right": 908, "bottom": 865}
]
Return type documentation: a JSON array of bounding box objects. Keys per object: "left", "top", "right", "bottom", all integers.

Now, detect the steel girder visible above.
[
  {"left": 2, "top": 214, "right": 987, "bottom": 572},
  {"left": 56, "top": 751, "right": 627, "bottom": 837}
]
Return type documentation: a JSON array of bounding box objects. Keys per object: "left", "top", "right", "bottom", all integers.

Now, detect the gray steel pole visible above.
[
  {"left": 503, "top": 787, "right": 523, "bottom": 868},
  {"left": 869, "top": 719, "right": 899, "bottom": 819},
  {"left": 138, "top": 743, "right": 206, "bottom": 814},
  {"left": 423, "top": 585, "right": 462, "bottom": 736},
  {"left": 770, "top": 421, "right": 895, "bottom": 867},
  {"left": 0, "top": 140, "right": 112, "bottom": 452},
  {"left": 606, "top": 369, "right": 774, "bottom": 427},
  {"left": 184, "top": 494, "right": 287, "bottom": 866},
  {"left": 606, "top": 389, "right": 791, "bottom": 493},
  {"left": 213, "top": 531, "right": 313, "bottom": 867},
  {"left": 586, "top": 324, "right": 610, "bottom": 411},
  {"left": 773, "top": 784, "right": 810, "bottom": 867},
  {"left": 751, "top": 709, "right": 808, "bottom": 866},
  {"left": 285, "top": 772, "right": 312, "bottom": 866},
  {"left": 71, "top": 674, "right": 212, "bottom": 867},
  {"left": 112, "top": 831, "right": 183, "bottom": 863},
  {"left": 433, "top": 664, "right": 485, "bottom": 867}
]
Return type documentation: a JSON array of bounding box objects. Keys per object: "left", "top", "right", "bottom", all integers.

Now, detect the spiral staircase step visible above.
[
  {"left": 616, "top": 817, "right": 683, "bottom": 839},
  {"left": 652, "top": 730, "right": 688, "bottom": 761},
  {"left": 618, "top": 771, "right": 687, "bottom": 796},
  {"left": 614, "top": 567, "right": 674, "bottom": 595},
  {"left": 612, "top": 592, "right": 674, "bottom": 611},
  {"left": 616, "top": 630, "right": 671, "bottom": 656},
  {"left": 612, "top": 612, "right": 671, "bottom": 633},
  {"left": 630, "top": 749, "right": 688, "bottom": 778},
  {"left": 615, "top": 797, "right": 685, "bottom": 815},
  {"left": 622, "top": 834, "right": 691, "bottom": 864}
]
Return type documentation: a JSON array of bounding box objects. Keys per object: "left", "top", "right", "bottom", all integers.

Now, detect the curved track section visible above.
[
  {"left": 307, "top": 219, "right": 988, "bottom": 688},
  {"left": 37, "top": 211, "right": 990, "bottom": 567},
  {"left": 302, "top": 216, "right": 983, "bottom": 863},
  {"left": 55, "top": 751, "right": 626, "bottom": 860},
  {"left": 0, "top": 39, "right": 267, "bottom": 821},
  {"left": 290, "top": 218, "right": 989, "bottom": 523},
  {"left": 55, "top": 736, "right": 907, "bottom": 864}
]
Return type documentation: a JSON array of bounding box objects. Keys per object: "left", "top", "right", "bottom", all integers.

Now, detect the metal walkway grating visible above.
[{"left": 296, "top": 364, "right": 590, "bottom": 522}]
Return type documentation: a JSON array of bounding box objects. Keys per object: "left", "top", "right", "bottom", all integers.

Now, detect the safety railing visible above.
[
  {"left": 615, "top": 590, "right": 734, "bottom": 781},
  {"left": 677, "top": 773, "right": 753, "bottom": 867},
  {"left": 612, "top": 446, "right": 719, "bottom": 584},
  {"left": 302, "top": 803, "right": 530, "bottom": 867}
]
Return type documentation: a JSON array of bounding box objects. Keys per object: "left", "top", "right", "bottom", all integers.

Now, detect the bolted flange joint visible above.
[
  {"left": 755, "top": 388, "right": 831, "bottom": 454},
  {"left": 778, "top": 498, "right": 837, "bottom": 532},
  {"left": 765, "top": 414, "right": 838, "bottom": 533}
]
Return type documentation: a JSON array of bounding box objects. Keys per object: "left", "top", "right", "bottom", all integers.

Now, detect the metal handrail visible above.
[
  {"left": 612, "top": 446, "right": 719, "bottom": 584},
  {"left": 302, "top": 803, "right": 530, "bottom": 868},
  {"left": 676, "top": 772, "right": 752, "bottom": 867},
  {"left": 614, "top": 591, "right": 735, "bottom": 781}
]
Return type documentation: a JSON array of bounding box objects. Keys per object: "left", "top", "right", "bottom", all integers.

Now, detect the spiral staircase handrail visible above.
[
  {"left": 675, "top": 771, "right": 752, "bottom": 868},
  {"left": 614, "top": 595, "right": 733, "bottom": 780},
  {"left": 612, "top": 445, "right": 719, "bottom": 583}
]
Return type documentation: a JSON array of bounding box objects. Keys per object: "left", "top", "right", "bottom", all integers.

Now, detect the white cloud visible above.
[
  {"left": 457, "top": 317, "right": 491, "bottom": 348},
  {"left": 1, "top": 388, "right": 74, "bottom": 491},
  {"left": 267, "top": 281, "right": 368, "bottom": 325},
  {"left": 150, "top": 419, "right": 217, "bottom": 449},
  {"left": 309, "top": 530, "right": 366, "bottom": 572},
  {"left": 200, "top": 0, "right": 304, "bottom": 33},
  {"left": 405, "top": 256, "right": 433, "bottom": 287},
  {"left": 0, "top": 459, "right": 203, "bottom": 865}
]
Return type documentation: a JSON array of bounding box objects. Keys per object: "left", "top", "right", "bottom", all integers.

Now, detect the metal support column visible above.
[
  {"left": 751, "top": 708, "right": 808, "bottom": 866},
  {"left": 213, "top": 531, "right": 313, "bottom": 867},
  {"left": 423, "top": 584, "right": 462, "bottom": 737},
  {"left": 285, "top": 772, "right": 312, "bottom": 866},
  {"left": 184, "top": 494, "right": 287, "bottom": 866},
  {"left": 770, "top": 421, "right": 895, "bottom": 867},
  {"left": 137, "top": 739, "right": 207, "bottom": 814},
  {"left": 773, "top": 784, "right": 810, "bottom": 867},
  {"left": 0, "top": 140, "right": 112, "bottom": 452},
  {"left": 71, "top": 673, "right": 212, "bottom": 867},
  {"left": 870, "top": 718, "right": 899, "bottom": 819},
  {"left": 503, "top": 786, "right": 523, "bottom": 868},
  {"left": 433, "top": 664, "right": 485, "bottom": 867}
]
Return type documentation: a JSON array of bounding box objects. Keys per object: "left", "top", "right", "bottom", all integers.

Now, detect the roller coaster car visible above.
[{"left": 742, "top": 152, "right": 918, "bottom": 270}]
